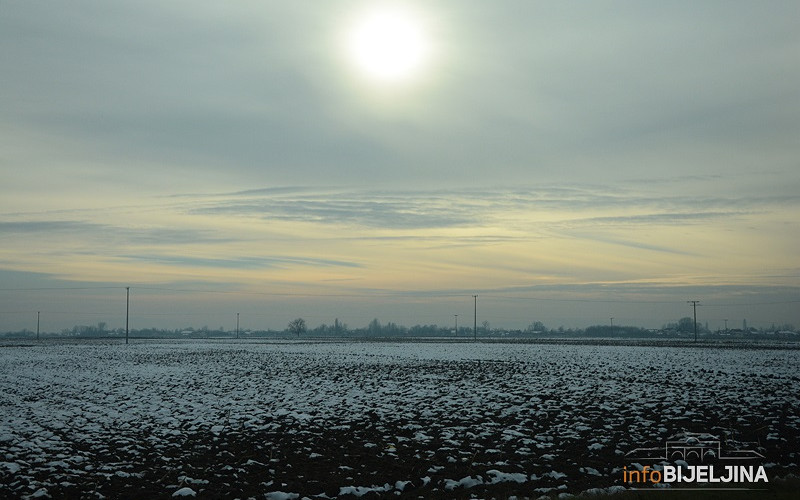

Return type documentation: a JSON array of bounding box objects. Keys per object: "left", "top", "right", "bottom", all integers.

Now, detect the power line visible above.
[
  {"left": 0, "top": 310, "right": 120, "bottom": 316},
  {"left": 134, "top": 286, "right": 455, "bottom": 299},
  {"left": 700, "top": 300, "right": 800, "bottom": 307},
  {"left": 0, "top": 286, "right": 123, "bottom": 292},
  {"left": 482, "top": 294, "right": 678, "bottom": 304},
  {"left": 483, "top": 294, "right": 800, "bottom": 307}
]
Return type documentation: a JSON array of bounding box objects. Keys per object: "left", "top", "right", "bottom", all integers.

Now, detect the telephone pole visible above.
[
  {"left": 610, "top": 317, "right": 614, "bottom": 337},
  {"left": 473, "top": 295, "right": 478, "bottom": 341},
  {"left": 454, "top": 314, "right": 458, "bottom": 336},
  {"left": 125, "top": 287, "right": 130, "bottom": 345},
  {"left": 688, "top": 300, "right": 700, "bottom": 342},
  {"left": 236, "top": 312, "right": 240, "bottom": 339},
  {"left": 36, "top": 311, "right": 40, "bottom": 342}
]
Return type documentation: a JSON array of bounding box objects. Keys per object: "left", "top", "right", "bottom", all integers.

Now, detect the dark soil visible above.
[{"left": 2, "top": 408, "right": 796, "bottom": 500}]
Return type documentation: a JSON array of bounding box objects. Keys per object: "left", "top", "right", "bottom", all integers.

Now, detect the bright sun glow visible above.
[{"left": 345, "top": 5, "right": 431, "bottom": 84}]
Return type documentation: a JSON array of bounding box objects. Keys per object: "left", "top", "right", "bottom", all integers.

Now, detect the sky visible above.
[{"left": 1, "top": 0, "right": 799, "bottom": 333}]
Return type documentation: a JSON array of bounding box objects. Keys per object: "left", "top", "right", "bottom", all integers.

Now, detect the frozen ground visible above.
[{"left": 1, "top": 339, "right": 798, "bottom": 499}]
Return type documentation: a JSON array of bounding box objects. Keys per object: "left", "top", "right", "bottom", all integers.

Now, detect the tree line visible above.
[{"left": 3, "top": 316, "right": 796, "bottom": 339}]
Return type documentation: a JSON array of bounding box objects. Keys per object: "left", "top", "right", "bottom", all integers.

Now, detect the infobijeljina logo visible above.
[{"left": 623, "top": 432, "right": 768, "bottom": 489}]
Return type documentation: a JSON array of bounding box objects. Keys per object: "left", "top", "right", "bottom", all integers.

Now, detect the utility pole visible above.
[
  {"left": 473, "top": 295, "right": 478, "bottom": 341},
  {"left": 610, "top": 317, "right": 614, "bottom": 337},
  {"left": 37, "top": 311, "right": 40, "bottom": 342},
  {"left": 724, "top": 318, "right": 728, "bottom": 334},
  {"left": 454, "top": 314, "right": 458, "bottom": 336},
  {"left": 688, "top": 300, "right": 700, "bottom": 342},
  {"left": 236, "top": 312, "right": 240, "bottom": 339},
  {"left": 125, "top": 287, "right": 130, "bottom": 345}
]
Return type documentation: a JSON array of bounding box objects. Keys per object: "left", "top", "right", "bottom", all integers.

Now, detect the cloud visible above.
[
  {"left": 193, "top": 195, "right": 475, "bottom": 229},
  {"left": 121, "top": 254, "right": 361, "bottom": 270},
  {"left": 181, "top": 184, "right": 790, "bottom": 233},
  {"left": 563, "top": 232, "right": 698, "bottom": 257},
  {"left": 0, "top": 220, "right": 225, "bottom": 246},
  {"left": 0, "top": 221, "right": 96, "bottom": 234},
  {"left": 189, "top": 186, "right": 513, "bottom": 230},
  {"left": 568, "top": 212, "right": 748, "bottom": 227},
  {"left": 4, "top": 1, "right": 798, "bottom": 192}
]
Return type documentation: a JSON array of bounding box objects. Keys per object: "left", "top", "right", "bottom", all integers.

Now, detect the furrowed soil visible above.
[{"left": 1, "top": 339, "right": 798, "bottom": 499}]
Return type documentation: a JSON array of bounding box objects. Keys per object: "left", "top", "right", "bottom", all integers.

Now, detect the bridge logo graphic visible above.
[
  {"left": 625, "top": 431, "right": 764, "bottom": 463},
  {"left": 621, "top": 431, "right": 769, "bottom": 486}
]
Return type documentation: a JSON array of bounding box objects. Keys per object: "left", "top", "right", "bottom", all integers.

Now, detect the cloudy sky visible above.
[{"left": 2, "top": 0, "right": 798, "bottom": 332}]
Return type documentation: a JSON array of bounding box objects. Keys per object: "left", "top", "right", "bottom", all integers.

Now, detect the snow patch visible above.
[
  {"left": 487, "top": 469, "right": 528, "bottom": 484},
  {"left": 171, "top": 487, "right": 196, "bottom": 497},
  {"left": 338, "top": 484, "right": 392, "bottom": 497},
  {"left": 1, "top": 462, "right": 21, "bottom": 473},
  {"left": 264, "top": 492, "right": 299, "bottom": 500},
  {"left": 444, "top": 475, "right": 484, "bottom": 490}
]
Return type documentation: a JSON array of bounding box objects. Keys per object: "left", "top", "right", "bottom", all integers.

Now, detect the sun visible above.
[{"left": 344, "top": 5, "right": 432, "bottom": 85}]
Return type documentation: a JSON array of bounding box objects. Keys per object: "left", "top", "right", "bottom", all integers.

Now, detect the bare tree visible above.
[{"left": 288, "top": 318, "right": 306, "bottom": 337}]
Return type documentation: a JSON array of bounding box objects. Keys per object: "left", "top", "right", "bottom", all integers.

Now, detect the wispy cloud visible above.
[
  {"left": 567, "top": 211, "right": 748, "bottom": 227},
  {"left": 0, "top": 220, "right": 226, "bottom": 246},
  {"left": 180, "top": 185, "right": 785, "bottom": 233},
  {"left": 563, "top": 232, "right": 698, "bottom": 257},
  {"left": 121, "top": 254, "right": 361, "bottom": 270},
  {"left": 192, "top": 196, "right": 475, "bottom": 229},
  {"left": 0, "top": 221, "right": 97, "bottom": 233}
]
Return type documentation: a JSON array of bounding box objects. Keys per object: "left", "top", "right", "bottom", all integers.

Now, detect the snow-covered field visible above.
[{"left": 1, "top": 339, "right": 798, "bottom": 499}]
